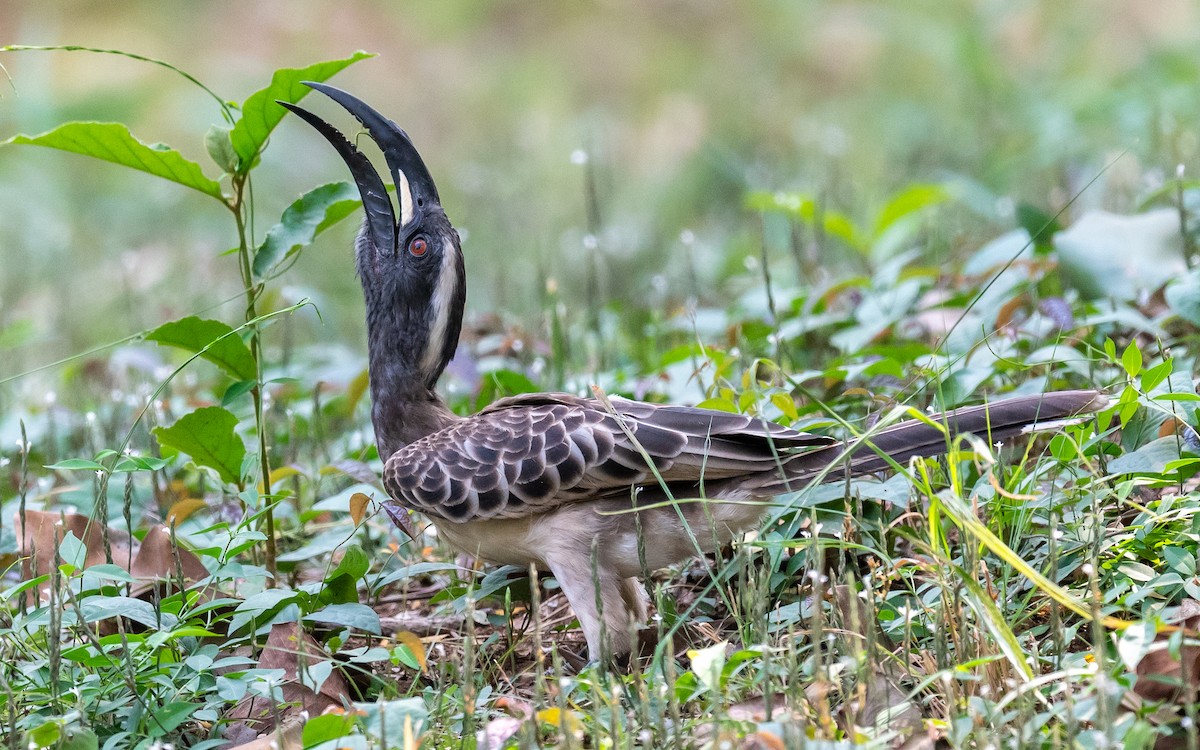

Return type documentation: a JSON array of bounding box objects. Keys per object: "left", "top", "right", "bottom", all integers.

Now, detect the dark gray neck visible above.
[{"left": 360, "top": 231, "right": 466, "bottom": 460}]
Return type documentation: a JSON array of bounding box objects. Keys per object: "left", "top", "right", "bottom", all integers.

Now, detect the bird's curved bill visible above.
[{"left": 278, "top": 82, "right": 440, "bottom": 251}]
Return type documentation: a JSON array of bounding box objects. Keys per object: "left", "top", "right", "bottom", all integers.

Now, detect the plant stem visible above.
[{"left": 230, "top": 174, "right": 277, "bottom": 577}]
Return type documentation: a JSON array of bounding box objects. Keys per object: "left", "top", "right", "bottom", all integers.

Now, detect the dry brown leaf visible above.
[
  {"left": 349, "top": 492, "right": 371, "bottom": 527},
  {"left": 166, "top": 497, "right": 208, "bottom": 526},
  {"left": 223, "top": 713, "right": 304, "bottom": 749},
  {"left": 129, "top": 524, "right": 209, "bottom": 587},
  {"left": 16, "top": 509, "right": 132, "bottom": 603},
  {"left": 345, "top": 367, "right": 371, "bottom": 415},
  {"left": 994, "top": 293, "right": 1028, "bottom": 331},
  {"left": 16, "top": 510, "right": 209, "bottom": 614},
  {"left": 1134, "top": 600, "right": 1200, "bottom": 705},
  {"left": 831, "top": 584, "right": 923, "bottom": 739},
  {"left": 1160, "top": 418, "right": 1183, "bottom": 439},
  {"left": 224, "top": 622, "right": 351, "bottom": 739},
  {"left": 740, "top": 731, "right": 787, "bottom": 750},
  {"left": 391, "top": 630, "right": 428, "bottom": 674}
]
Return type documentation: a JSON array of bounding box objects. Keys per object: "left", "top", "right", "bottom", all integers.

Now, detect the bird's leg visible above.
[
  {"left": 619, "top": 577, "right": 649, "bottom": 623},
  {"left": 544, "top": 550, "right": 640, "bottom": 663}
]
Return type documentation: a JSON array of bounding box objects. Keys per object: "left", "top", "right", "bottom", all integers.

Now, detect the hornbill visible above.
[{"left": 281, "top": 84, "right": 1107, "bottom": 663}]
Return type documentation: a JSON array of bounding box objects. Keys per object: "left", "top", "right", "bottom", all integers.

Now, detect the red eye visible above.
[{"left": 409, "top": 238, "right": 428, "bottom": 256}]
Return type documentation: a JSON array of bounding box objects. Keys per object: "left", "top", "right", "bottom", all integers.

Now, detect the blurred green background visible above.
[{"left": 2, "top": 0, "right": 1199, "bottom": 399}]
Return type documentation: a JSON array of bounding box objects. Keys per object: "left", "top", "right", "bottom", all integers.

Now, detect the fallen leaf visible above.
[
  {"left": 166, "top": 497, "right": 208, "bottom": 526},
  {"left": 127, "top": 525, "right": 210, "bottom": 598},
  {"left": 16, "top": 509, "right": 132, "bottom": 603},
  {"left": 1133, "top": 600, "right": 1200, "bottom": 705},
  {"left": 224, "top": 622, "right": 351, "bottom": 739}
]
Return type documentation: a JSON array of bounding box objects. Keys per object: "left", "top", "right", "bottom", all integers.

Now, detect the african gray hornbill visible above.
[{"left": 281, "top": 84, "right": 1107, "bottom": 663}]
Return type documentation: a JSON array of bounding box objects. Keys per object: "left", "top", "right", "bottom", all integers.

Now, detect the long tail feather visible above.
[{"left": 754, "top": 389, "right": 1107, "bottom": 492}]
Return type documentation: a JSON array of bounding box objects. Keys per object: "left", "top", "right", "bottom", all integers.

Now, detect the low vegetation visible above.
[{"left": 4, "top": 48, "right": 1200, "bottom": 750}]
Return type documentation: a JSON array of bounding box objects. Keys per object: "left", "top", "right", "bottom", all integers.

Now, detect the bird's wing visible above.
[{"left": 382, "top": 393, "right": 832, "bottom": 522}]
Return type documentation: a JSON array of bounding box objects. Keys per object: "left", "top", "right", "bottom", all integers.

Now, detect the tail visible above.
[{"left": 755, "top": 389, "right": 1107, "bottom": 492}]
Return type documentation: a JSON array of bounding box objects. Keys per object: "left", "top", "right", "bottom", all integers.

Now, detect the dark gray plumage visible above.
[{"left": 283, "top": 85, "right": 1107, "bottom": 663}]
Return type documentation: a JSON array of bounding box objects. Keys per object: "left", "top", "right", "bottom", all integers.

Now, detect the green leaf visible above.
[
  {"left": 230, "top": 51, "right": 375, "bottom": 170},
  {"left": 303, "top": 713, "right": 357, "bottom": 746},
  {"left": 873, "top": 183, "right": 948, "bottom": 236},
  {"left": 204, "top": 124, "right": 238, "bottom": 174},
  {"left": 59, "top": 726, "right": 98, "bottom": 750},
  {"left": 58, "top": 532, "right": 87, "bottom": 573},
  {"left": 1141, "top": 359, "right": 1173, "bottom": 393},
  {"left": 253, "top": 181, "right": 361, "bottom": 277},
  {"left": 45, "top": 458, "right": 107, "bottom": 472},
  {"left": 84, "top": 564, "right": 137, "bottom": 583},
  {"left": 221, "top": 379, "right": 257, "bottom": 406},
  {"left": 145, "top": 316, "right": 258, "bottom": 381},
  {"left": 331, "top": 543, "right": 370, "bottom": 582},
  {"left": 304, "top": 602, "right": 381, "bottom": 634},
  {"left": 1121, "top": 341, "right": 1142, "bottom": 378},
  {"left": 1166, "top": 269, "right": 1200, "bottom": 327},
  {"left": 111, "top": 455, "right": 172, "bottom": 473},
  {"left": 322, "top": 544, "right": 370, "bottom": 605},
  {"left": 28, "top": 721, "right": 61, "bottom": 748},
  {"left": 5, "top": 122, "right": 224, "bottom": 199},
  {"left": 1015, "top": 202, "right": 1062, "bottom": 254},
  {"left": 1055, "top": 209, "right": 1184, "bottom": 301},
  {"left": 146, "top": 701, "right": 198, "bottom": 738},
  {"left": 1109, "top": 437, "right": 1183, "bottom": 475},
  {"left": 78, "top": 596, "right": 163, "bottom": 629},
  {"left": 153, "top": 407, "right": 248, "bottom": 486}
]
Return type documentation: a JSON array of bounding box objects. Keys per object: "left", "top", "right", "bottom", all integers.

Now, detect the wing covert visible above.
[{"left": 382, "top": 393, "right": 833, "bottom": 522}]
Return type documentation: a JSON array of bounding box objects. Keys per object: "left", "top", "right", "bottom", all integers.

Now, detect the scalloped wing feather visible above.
[{"left": 382, "top": 393, "right": 833, "bottom": 522}]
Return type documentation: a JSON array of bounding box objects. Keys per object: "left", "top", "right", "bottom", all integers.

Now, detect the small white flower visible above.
[{"left": 570, "top": 149, "right": 588, "bottom": 165}]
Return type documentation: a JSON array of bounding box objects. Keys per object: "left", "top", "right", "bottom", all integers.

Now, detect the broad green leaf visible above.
[
  {"left": 146, "top": 701, "right": 198, "bottom": 738},
  {"left": 304, "top": 602, "right": 381, "bottom": 634},
  {"left": 1109, "top": 437, "right": 1183, "bottom": 475},
  {"left": 873, "top": 183, "right": 948, "bottom": 236},
  {"left": 230, "top": 50, "right": 375, "bottom": 170},
  {"left": 1141, "top": 359, "right": 1173, "bottom": 393},
  {"left": 1166, "top": 269, "right": 1200, "bottom": 327},
  {"left": 330, "top": 543, "right": 370, "bottom": 582},
  {"left": 745, "top": 190, "right": 862, "bottom": 249},
  {"left": 1121, "top": 341, "right": 1142, "bottom": 378},
  {"left": 78, "top": 596, "right": 163, "bottom": 629},
  {"left": 303, "top": 713, "right": 357, "bottom": 746},
  {"left": 204, "top": 124, "right": 238, "bottom": 174},
  {"left": 1116, "top": 621, "right": 1157, "bottom": 670},
  {"left": 45, "top": 458, "right": 107, "bottom": 472},
  {"left": 153, "top": 407, "right": 248, "bottom": 486},
  {"left": 145, "top": 316, "right": 258, "bottom": 381},
  {"left": 58, "top": 726, "right": 98, "bottom": 750},
  {"left": 58, "top": 531, "right": 87, "bottom": 573},
  {"left": 1055, "top": 209, "right": 1184, "bottom": 301},
  {"left": 5, "top": 122, "right": 224, "bottom": 199},
  {"left": 253, "top": 181, "right": 360, "bottom": 277}
]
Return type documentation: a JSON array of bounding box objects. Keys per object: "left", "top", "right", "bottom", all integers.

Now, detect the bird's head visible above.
[{"left": 281, "top": 83, "right": 466, "bottom": 394}]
